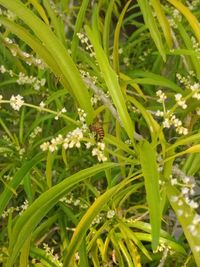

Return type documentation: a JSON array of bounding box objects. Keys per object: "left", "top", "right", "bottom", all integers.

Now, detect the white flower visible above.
[
  {"left": 0, "top": 65, "right": 6, "bottom": 73},
  {"left": 107, "top": 210, "right": 115, "bottom": 219},
  {"left": 39, "top": 101, "right": 45, "bottom": 109},
  {"left": 40, "top": 141, "right": 50, "bottom": 151},
  {"left": 19, "top": 200, "right": 29, "bottom": 215},
  {"left": 92, "top": 147, "right": 107, "bottom": 162},
  {"left": 193, "top": 92, "right": 200, "bottom": 100},
  {"left": 61, "top": 107, "right": 66, "bottom": 113},
  {"left": 10, "top": 94, "right": 24, "bottom": 111},
  {"left": 196, "top": 108, "right": 200, "bottom": 115},
  {"left": 176, "top": 126, "right": 188, "bottom": 135},
  {"left": 97, "top": 142, "right": 105, "bottom": 150},
  {"left": 178, "top": 199, "right": 183, "bottom": 206},
  {"left": 49, "top": 142, "right": 58, "bottom": 152},
  {"left": 175, "top": 94, "right": 187, "bottom": 109},
  {"left": 55, "top": 108, "right": 67, "bottom": 120},
  {"left": 63, "top": 128, "right": 83, "bottom": 149},
  {"left": 187, "top": 224, "right": 198, "bottom": 236},
  {"left": 78, "top": 108, "right": 87, "bottom": 123},
  {"left": 155, "top": 110, "right": 164, "bottom": 117},
  {"left": 170, "top": 196, "right": 179, "bottom": 202},
  {"left": 156, "top": 90, "right": 167, "bottom": 103},
  {"left": 171, "top": 178, "right": 178, "bottom": 185},
  {"left": 187, "top": 199, "right": 199, "bottom": 209},
  {"left": 163, "top": 118, "right": 171, "bottom": 128},
  {"left": 0, "top": 95, "right": 3, "bottom": 101},
  {"left": 190, "top": 83, "right": 199, "bottom": 91},
  {"left": 63, "top": 138, "right": 69, "bottom": 149},
  {"left": 192, "top": 214, "right": 200, "bottom": 225},
  {"left": 177, "top": 209, "right": 183, "bottom": 216},
  {"left": 181, "top": 187, "right": 189, "bottom": 195},
  {"left": 85, "top": 142, "right": 92, "bottom": 149},
  {"left": 194, "top": 246, "right": 200, "bottom": 252},
  {"left": 40, "top": 78, "right": 46, "bottom": 86}
]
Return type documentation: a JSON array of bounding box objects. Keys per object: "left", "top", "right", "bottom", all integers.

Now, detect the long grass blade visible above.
[
  {"left": 7, "top": 163, "right": 116, "bottom": 267},
  {"left": 137, "top": 0, "right": 166, "bottom": 61},
  {"left": 85, "top": 26, "right": 134, "bottom": 140},
  {"left": 139, "top": 140, "right": 161, "bottom": 250}
]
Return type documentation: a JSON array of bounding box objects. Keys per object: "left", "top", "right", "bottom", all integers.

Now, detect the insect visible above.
[{"left": 89, "top": 121, "right": 104, "bottom": 141}]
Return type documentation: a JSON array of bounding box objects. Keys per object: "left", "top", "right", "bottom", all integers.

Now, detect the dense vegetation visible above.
[{"left": 0, "top": 0, "right": 200, "bottom": 266}]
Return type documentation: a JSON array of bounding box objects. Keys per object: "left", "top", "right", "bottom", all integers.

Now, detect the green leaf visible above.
[
  {"left": 7, "top": 162, "right": 116, "bottom": 267},
  {"left": 43, "top": 0, "right": 66, "bottom": 44},
  {"left": 71, "top": 0, "right": 89, "bottom": 60},
  {"left": 0, "top": 153, "right": 44, "bottom": 217},
  {"left": 0, "top": 0, "right": 94, "bottom": 122},
  {"left": 150, "top": 0, "right": 172, "bottom": 48},
  {"left": 112, "top": 0, "right": 131, "bottom": 74},
  {"left": 85, "top": 26, "right": 134, "bottom": 140},
  {"left": 182, "top": 153, "right": 200, "bottom": 176},
  {"left": 103, "top": 0, "right": 114, "bottom": 57},
  {"left": 63, "top": 181, "right": 123, "bottom": 266},
  {"left": 28, "top": 0, "right": 49, "bottom": 24},
  {"left": 167, "top": 0, "right": 200, "bottom": 43},
  {"left": 137, "top": 0, "right": 166, "bottom": 61},
  {"left": 139, "top": 140, "right": 161, "bottom": 250},
  {"left": 127, "top": 70, "right": 183, "bottom": 93}
]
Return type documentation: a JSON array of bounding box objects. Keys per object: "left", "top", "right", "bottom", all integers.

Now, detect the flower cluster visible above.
[
  {"left": 40, "top": 134, "right": 64, "bottom": 152},
  {"left": 17, "top": 72, "right": 46, "bottom": 91},
  {"left": 191, "top": 36, "right": 200, "bottom": 60},
  {"left": 43, "top": 243, "right": 62, "bottom": 267},
  {"left": 55, "top": 108, "right": 67, "bottom": 120},
  {"left": 138, "top": 48, "right": 152, "bottom": 62},
  {"left": 174, "top": 93, "right": 187, "bottom": 109},
  {"left": 77, "top": 108, "right": 87, "bottom": 123},
  {"left": 91, "top": 210, "right": 116, "bottom": 226},
  {"left": 166, "top": 7, "right": 182, "bottom": 28},
  {"left": 171, "top": 166, "right": 198, "bottom": 210},
  {"left": 170, "top": 191, "right": 200, "bottom": 253},
  {"left": 2, "top": 200, "right": 29, "bottom": 219},
  {"left": 0, "top": 64, "right": 46, "bottom": 91},
  {"left": 107, "top": 210, "right": 116, "bottom": 219},
  {"left": 63, "top": 128, "right": 83, "bottom": 149},
  {"left": 19, "top": 200, "right": 29, "bottom": 215},
  {"left": 10, "top": 95, "right": 24, "bottom": 111},
  {"left": 155, "top": 90, "right": 188, "bottom": 135},
  {"left": 0, "top": 8, "right": 16, "bottom": 20},
  {"left": 92, "top": 142, "right": 107, "bottom": 162},
  {"left": 156, "top": 90, "right": 167, "bottom": 103},
  {"left": 190, "top": 82, "right": 200, "bottom": 100},
  {"left": 29, "top": 126, "right": 42, "bottom": 141},
  {"left": 3, "top": 37, "right": 46, "bottom": 69},
  {"left": 49, "top": 0, "right": 66, "bottom": 20},
  {"left": 176, "top": 73, "right": 200, "bottom": 100},
  {"left": 186, "top": 0, "right": 200, "bottom": 10},
  {"left": 90, "top": 94, "right": 100, "bottom": 106},
  {"left": 60, "top": 193, "right": 89, "bottom": 209},
  {"left": 77, "top": 32, "right": 95, "bottom": 57},
  {"left": 155, "top": 243, "right": 172, "bottom": 253},
  {"left": 0, "top": 64, "right": 14, "bottom": 76},
  {"left": 163, "top": 114, "right": 188, "bottom": 135},
  {"left": 40, "top": 108, "right": 108, "bottom": 162}
]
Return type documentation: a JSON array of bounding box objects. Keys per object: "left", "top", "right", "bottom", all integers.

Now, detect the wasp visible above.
[{"left": 89, "top": 121, "right": 104, "bottom": 141}]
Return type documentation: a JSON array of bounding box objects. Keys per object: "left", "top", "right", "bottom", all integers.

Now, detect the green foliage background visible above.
[{"left": 0, "top": 0, "right": 200, "bottom": 266}]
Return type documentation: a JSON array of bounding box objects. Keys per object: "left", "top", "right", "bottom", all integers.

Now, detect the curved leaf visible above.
[
  {"left": 85, "top": 26, "right": 134, "bottom": 140},
  {"left": 7, "top": 162, "right": 116, "bottom": 267},
  {"left": 139, "top": 140, "right": 161, "bottom": 250}
]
